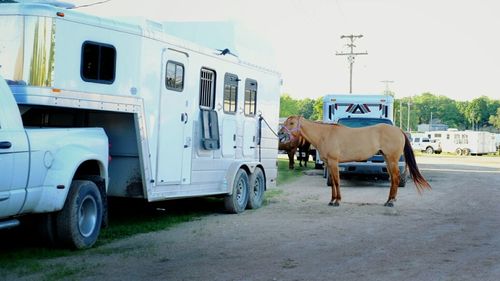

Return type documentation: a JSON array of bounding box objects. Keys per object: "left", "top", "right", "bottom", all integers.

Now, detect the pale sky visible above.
[{"left": 71, "top": 0, "right": 500, "bottom": 101}]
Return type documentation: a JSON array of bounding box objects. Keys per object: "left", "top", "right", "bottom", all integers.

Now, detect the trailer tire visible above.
[
  {"left": 56, "top": 180, "right": 103, "bottom": 249},
  {"left": 224, "top": 169, "right": 249, "bottom": 214},
  {"left": 247, "top": 167, "right": 265, "bottom": 209}
]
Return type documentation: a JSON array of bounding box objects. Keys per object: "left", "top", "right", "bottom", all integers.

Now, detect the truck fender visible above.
[
  {"left": 30, "top": 145, "right": 108, "bottom": 213},
  {"left": 221, "top": 161, "right": 261, "bottom": 195}
]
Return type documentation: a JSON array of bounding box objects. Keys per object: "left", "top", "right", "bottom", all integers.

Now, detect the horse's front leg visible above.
[
  {"left": 327, "top": 162, "right": 341, "bottom": 206},
  {"left": 288, "top": 148, "right": 297, "bottom": 169}
]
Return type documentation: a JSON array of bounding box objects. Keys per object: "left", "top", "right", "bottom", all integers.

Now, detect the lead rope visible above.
[{"left": 258, "top": 115, "right": 279, "bottom": 162}]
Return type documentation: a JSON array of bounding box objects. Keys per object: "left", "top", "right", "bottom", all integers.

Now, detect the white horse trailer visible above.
[
  {"left": 426, "top": 130, "right": 496, "bottom": 156},
  {"left": 0, "top": 3, "right": 281, "bottom": 213}
]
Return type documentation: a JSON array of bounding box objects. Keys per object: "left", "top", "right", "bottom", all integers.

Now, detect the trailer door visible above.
[{"left": 156, "top": 49, "right": 192, "bottom": 185}]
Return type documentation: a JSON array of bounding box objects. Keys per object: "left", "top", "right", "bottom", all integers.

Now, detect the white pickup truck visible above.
[
  {"left": 0, "top": 76, "right": 109, "bottom": 249},
  {"left": 411, "top": 135, "right": 442, "bottom": 154}
]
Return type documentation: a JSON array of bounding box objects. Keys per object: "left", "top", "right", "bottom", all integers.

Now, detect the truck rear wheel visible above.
[
  {"left": 247, "top": 167, "right": 265, "bottom": 209},
  {"left": 56, "top": 180, "right": 103, "bottom": 249},
  {"left": 425, "top": 147, "right": 434, "bottom": 154},
  {"left": 224, "top": 169, "right": 249, "bottom": 213}
]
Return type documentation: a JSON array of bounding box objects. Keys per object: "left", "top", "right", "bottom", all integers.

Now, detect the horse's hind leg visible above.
[
  {"left": 384, "top": 157, "right": 400, "bottom": 207},
  {"left": 327, "top": 162, "right": 341, "bottom": 206}
]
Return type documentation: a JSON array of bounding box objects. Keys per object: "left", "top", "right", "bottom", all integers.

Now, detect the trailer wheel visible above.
[
  {"left": 247, "top": 167, "right": 265, "bottom": 209},
  {"left": 224, "top": 169, "right": 249, "bottom": 214},
  {"left": 56, "top": 180, "right": 103, "bottom": 249}
]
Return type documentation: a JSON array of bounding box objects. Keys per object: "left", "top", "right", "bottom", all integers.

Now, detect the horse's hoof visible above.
[
  {"left": 384, "top": 202, "right": 394, "bottom": 207},
  {"left": 328, "top": 201, "right": 340, "bottom": 207}
]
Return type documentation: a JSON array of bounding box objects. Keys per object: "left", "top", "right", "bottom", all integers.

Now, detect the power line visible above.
[
  {"left": 336, "top": 34, "right": 368, "bottom": 94},
  {"left": 70, "top": 0, "right": 112, "bottom": 9}
]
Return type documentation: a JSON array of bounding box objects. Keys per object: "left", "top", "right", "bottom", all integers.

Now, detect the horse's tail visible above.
[{"left": 403, "top": 132, "right": 431, "bottom": 193}]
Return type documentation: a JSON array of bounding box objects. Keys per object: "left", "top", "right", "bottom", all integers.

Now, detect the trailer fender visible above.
[
  {"left": 222, "top": 161, "right": 261, "bottom": 195},
  {"left": 27, "top": 145, "right": 108, "bottom": 213}
]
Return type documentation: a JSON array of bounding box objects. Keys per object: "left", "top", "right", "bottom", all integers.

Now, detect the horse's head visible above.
[{"left": 278, "top": 115, "right": 302, "bottom": 143}]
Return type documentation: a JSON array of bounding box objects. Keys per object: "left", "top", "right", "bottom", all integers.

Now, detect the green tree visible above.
[
  {"left": 279, "top": 94, "right": 300, "bottom": 117},
  {"left": 465, "top": 96, "right": 490, "bottom": 130},
  {"left": 297, "top": 98, "right": 315, "bottom": 119},
  {"left": 310, "top": 97, "right": 323, "bottom": 121},
  {"left": 489, "top": 108, "right": 500, "bottom": 129}
]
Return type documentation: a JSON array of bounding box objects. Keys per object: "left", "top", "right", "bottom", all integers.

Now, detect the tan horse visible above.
[{"left": 280, "top": 116, "right": 430, "bottom": 207}]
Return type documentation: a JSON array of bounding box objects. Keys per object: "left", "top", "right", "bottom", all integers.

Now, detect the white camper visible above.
[
  {"left": 426, "top": 130, "right": 496, "bottom": 155},
  {"left": 322, "top": 94, "right": 394, "bottom": 123},
  {"left": 0, "top": 2, "right": 281, "bottom": 220}
]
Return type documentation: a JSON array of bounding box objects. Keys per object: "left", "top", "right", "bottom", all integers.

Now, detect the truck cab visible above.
[
  {"left": 0, "top": 75, "right": 109, "bottom": 249},
  {"left": 0, "top": 75, "right": 29, "bottom": 221}
]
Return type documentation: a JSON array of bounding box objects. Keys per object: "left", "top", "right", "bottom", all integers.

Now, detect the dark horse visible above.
[
  {"left": 280, "top": 116, "right": 431, "bottom": 207},
  {"left": 278, "top": 137, "right": 311, "bottom": 169}
]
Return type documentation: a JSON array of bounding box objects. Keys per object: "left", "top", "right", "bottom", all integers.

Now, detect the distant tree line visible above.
[{"left": 280, "top": 93, "right": 500, "bottom": 132}]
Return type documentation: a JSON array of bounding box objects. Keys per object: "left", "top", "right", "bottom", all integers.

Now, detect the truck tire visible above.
[
  {"left": 398, "top": 170, "right": 408, "bottom": 187},
  {"left": 456, "top": 148, "right": 463, "bottom": 156},
  {"left": 56, "top": 180, "right": 103, "bottom": 249},
  {"left": 224, "top": 169, "right": 249, "bottom": 214},
  {"left": 425, "top": 147, "right": 434, "bottom": 154},
  {"left": 463, "top": 148, "right": 471, "bottom": 156},
  {"left": 247, "top": 167, "right": 265, "bottom": 209}
]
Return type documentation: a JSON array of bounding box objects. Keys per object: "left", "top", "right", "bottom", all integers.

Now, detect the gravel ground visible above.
[{"left": 3, "top": 156, "right": 500, "bottom": 281}]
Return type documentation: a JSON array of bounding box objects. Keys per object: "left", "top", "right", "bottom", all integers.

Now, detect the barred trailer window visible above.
[
  {"left": 244, "top": 79, "right": 257, "bottom": 116},
  {"left": 199, "top": 68, "right": 216, "bottom": 109}
]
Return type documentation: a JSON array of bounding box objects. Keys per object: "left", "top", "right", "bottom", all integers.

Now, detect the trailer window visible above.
[
  {"left": 165, "top": 61, "right": 184, "bottom": 91},
  {"left": 244, "top": 79, "right": 257, "bottom": 116},
  {"left": 224, "top": 73, "right": 238, "bottom": 113},
  {"left": 81, "top": 41, "right": 116, "bottom": 84},
  {"left": 199, "top": 68, "right": 216, "bottom": 109}
]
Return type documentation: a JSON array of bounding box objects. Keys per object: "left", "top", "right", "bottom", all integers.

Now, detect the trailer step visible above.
[{"left": 0, "top": 219, "right": 20, "bottom": 230}]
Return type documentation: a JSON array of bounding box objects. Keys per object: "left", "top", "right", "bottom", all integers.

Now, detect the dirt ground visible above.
[{"left": 4, "top": 156, "right": 500, "bottom": 281}]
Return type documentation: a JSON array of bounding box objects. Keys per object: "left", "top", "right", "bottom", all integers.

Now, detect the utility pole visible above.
[
  {"left": 399, "top": 100, "right": 402, "bottom": 129},
  {"left": 336, "top": 34, "right": 368, "bottom": 94},
  {"left": 380, "top": 80, "right": 394, "bottom": 96},
  {"left": 407, "top": 97, "right": 412, "bottom": 132}
]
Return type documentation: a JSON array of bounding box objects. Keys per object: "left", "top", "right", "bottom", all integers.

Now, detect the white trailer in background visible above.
[
  {"left": 0, "top": 2, "right": 281, "bottom": 247},
  {"left": 426, "top": 130, "right": 496, "bottom": 156}
]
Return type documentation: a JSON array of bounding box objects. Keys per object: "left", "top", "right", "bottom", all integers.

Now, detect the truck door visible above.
[
  {"left": 0, "top": 82, "right": 29, "bottom": 216},
  {"left": 156, "top": 48, "right": 192, "bottom": 185}
]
